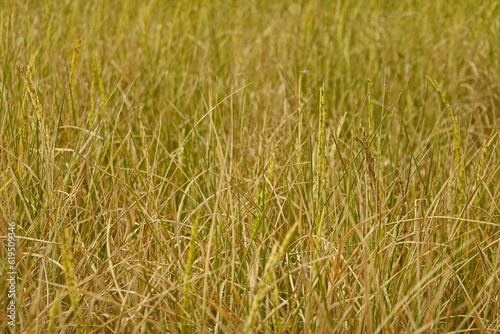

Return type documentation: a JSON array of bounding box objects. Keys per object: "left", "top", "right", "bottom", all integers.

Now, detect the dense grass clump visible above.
[{"left": 1, "top": 1, "right": 499, "bottom": 333}]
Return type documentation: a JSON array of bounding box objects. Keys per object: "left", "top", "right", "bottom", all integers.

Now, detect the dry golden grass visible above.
[{"left": 1, "top": 1, "right": 499, "bottom": 333}]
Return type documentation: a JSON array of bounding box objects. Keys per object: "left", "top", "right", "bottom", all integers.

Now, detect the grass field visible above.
[{"left": 1, "top": 0, "right": 499, "bottom": 333}]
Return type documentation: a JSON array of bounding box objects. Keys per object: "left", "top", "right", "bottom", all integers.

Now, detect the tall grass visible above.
[{"left": 1, "top": 0, "right": 499, "bottom": 333}]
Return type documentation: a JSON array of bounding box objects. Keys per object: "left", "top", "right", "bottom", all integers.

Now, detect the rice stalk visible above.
[
  {"left": 68, "top": 36, "right": 82, "bottom": 114},
  {"left": 427, "top": 76, "right": 465, "bottom": 204},
  {"left": 296, "top": 72, "right": 304, "bottom": 165},
  {"left": 59, "top": 229, "right": 83, "bottom": 334},
  {"left": 315, "top": 82, "right": 327, "bottom": 245},
  {"left": 139, "top": 109, "right": 152, "bottom": 188},
  {"left": 89, "top": 53, "right": 99, "bottom": 127},
  {"left": 244, "top": 221, "right": 298, "bottom": 334}
]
